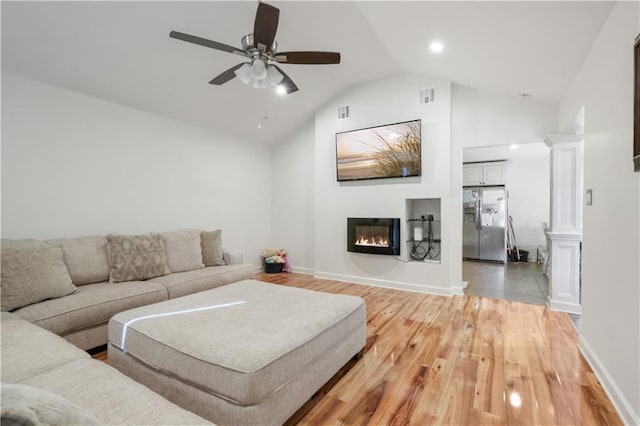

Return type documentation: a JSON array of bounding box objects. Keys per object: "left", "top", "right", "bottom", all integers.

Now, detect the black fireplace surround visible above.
[{"left": 347, "top": 218, "right": 400, "bottom": 255}]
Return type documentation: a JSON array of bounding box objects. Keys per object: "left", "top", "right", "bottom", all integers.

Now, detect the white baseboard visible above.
[
  {"left": 314, "top": 271, "right": 455, "bottom": 296},
  {"left": 453, "top": 280, "right": 469, "bottom": 296},
  {"left": 291, "top": 266, "right": 314, "bottom": 275},
  {"left": 255, "top": 266, "right": 314, "bottom": 275},
  {"left": 579, "top": 335, "right": 639, "bottom": 425},
  {"left": 548, "top": 299, "right": 582, "bottom": 315},
  {"left": 450, "top": 283, "right": 465, "bottom": 296}
]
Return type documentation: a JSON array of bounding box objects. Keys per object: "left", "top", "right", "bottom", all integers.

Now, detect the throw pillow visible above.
[
  {"left": 1, "top": 383, "right": 102, "bottom": 425},
  {"left": 106, "top": 234, "right": 170, "bottom": 283},
  {"left": 47, "top": 235, "right": 110, "bottom": 285},
  {"left": 200, "top": 229, "right": 226, "bottom": 266},
  {"left": 160, "top": 229, "right": 204, "bottom": 273},
  {"left": 1, "top": 239, "right": 77, "bottom": 312}
]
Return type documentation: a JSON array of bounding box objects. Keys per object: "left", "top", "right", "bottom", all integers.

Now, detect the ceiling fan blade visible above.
[
  {"left": 253, "top": 2, "right": 279, "bottom": 51},
  {"left": 273, "top": 51, "right": 341, "bottom": 65},
  {"left": 170, "top": 31, "right": 248, "bottom": 58},
  {"left": 208, "top": 63, "right": 246, "bottom": 85},
  {"left": 272, "top": 65, "right": 298, "bottom": 94}
]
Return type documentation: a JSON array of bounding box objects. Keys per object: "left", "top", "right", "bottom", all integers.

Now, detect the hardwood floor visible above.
[
  {"left": 93, "top": 273, "right": 621, "bottom": 425},
  {"left": 256, "top": 272, "right": 620, "bottom": 425}
]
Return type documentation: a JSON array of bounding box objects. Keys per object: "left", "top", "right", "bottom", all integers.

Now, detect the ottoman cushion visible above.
[{"left": 109, "top": 279, "right": 365, "bottom": 406}]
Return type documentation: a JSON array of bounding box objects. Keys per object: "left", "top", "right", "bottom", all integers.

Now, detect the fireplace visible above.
[{"left": 347, "top": 218, "right": 400, "bottom": 255}]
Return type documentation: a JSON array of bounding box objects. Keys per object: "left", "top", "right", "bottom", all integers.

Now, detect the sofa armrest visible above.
[{"left": 223, "top": 251, "right": 243, "bottom": 265}]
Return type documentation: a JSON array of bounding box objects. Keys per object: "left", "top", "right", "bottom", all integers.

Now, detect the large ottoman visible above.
[{"left": 107, "top": 279, "right": 366, "bottom": 425}]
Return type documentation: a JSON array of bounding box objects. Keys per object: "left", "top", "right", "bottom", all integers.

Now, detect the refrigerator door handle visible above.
[{"left": 476, "top": 197, "right": 482, "bottom": 231}]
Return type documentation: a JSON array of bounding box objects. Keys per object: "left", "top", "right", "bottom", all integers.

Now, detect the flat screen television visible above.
[{"left": 336, "top": 119, "right": 421, "bottom": 182}]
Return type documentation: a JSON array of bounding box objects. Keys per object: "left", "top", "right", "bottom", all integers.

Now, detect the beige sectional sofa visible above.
[
  {"left": 1, "top": 311, "right": 211, "bottom": 425},
  {"left": 2, "top": 229, "right": 253, "bottom": 350},
  {"left": 1, "top": 228, "right": 252, "bottom": 424},
  {"left": 1, "top": 229, "right": 369, "bottom": 426}
]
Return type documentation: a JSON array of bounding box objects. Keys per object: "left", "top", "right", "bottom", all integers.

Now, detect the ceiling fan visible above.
[{"left": 169, "top": 2, "right": 341, "bottom": 94}]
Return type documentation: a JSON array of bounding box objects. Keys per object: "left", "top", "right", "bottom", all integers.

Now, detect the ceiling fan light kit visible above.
[
  {"left": 250, "top": 59, "right": 267, "bottom": 80},
  {"left": 234, "top": 63, "right": 252, "bottom": 84},
  {"left": 169, "top": 1, "right": 340, "bottom": 95},
  {"left": 266, "top": 65, "right": 284, "bottom": 85},
  {"left": 233, "top": 60, "right": 283, "bottom": 89}
]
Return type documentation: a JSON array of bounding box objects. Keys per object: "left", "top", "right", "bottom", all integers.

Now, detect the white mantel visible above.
[{"left": 544, "top": 133, "right": 583, "bottom": 314}]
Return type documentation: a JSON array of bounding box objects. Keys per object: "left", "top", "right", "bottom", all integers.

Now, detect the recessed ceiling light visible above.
[
  {"left": 510, "top": 144, "right": 519, "bottom": 150},
  {"left": 276, "top": 85, "right": 286, "bottom": 95},
  {"left": 429, "top": 41, "right": 444, "bottom": 53}
]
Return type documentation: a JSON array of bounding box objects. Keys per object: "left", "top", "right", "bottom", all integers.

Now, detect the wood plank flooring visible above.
[
  {"left": 255, "top": 273, "right": 621, "bottom": 425},
  {"left": 93, "top": 272, "right": 621, "bottom": 425}
]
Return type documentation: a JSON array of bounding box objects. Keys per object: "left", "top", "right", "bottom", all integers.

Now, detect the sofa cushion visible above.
[
  {"left": 0, "top": 312, "right": 89, "bottom": 384},
  {"left": 19, "top": 359, "right": 210, "bottom": 425},
  {"left": 160, "top": 229, "right": 204, "bottom": 273},
  {"left": 1, "top": 239, "right": 77, "bottom": 312},
  {"left": 47, "top": 236, "right": 110, "bottom": 286},
  {"left": 106, "top": 234, "right": 170, "bottom": 283},
  {"left": 148, "top": 264, "right": 253, "bottom": 299},
  {"left": 200, "top": 230, "right": 226, "bottom": 266},
  {"left": 13, "top": 281, "right": 167, "bottom": 337},
  {"left": 1, "top": 383, "right": 102, "bottom": 425}
]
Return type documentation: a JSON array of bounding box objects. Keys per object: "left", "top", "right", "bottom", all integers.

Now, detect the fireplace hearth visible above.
[{"left": 347, "top": 218, "right": 400, "bottom": 255}]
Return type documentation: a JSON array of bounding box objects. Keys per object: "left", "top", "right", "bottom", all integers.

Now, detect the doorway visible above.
[{"left": 461, "top": 142, "right": 551, "bottom": 305}]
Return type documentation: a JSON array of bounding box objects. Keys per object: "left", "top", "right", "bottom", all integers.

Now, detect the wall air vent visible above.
[
  {"left": 337, "top": 105, "right": 350, "bottom": 120},
  {"left": 419, "top": 88, "right": 436, "bottom": 105}
]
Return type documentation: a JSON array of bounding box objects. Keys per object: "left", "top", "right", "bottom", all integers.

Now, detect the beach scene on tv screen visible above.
[{"left": 336, "top": 120, "right": 421, "bottom": 181}]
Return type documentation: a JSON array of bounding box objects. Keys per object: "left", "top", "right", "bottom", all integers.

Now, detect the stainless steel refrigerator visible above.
[{"left": 463, "top": 186, "right": 507, "bottom": 262}]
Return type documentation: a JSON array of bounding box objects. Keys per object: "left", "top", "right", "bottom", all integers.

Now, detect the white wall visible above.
[
  {"left": 271, "top": 77, "right": 557, "bottom": 293},
  {"left": 452, "top": 86, "right": 558, "bottom": 149},
  {"left": 313, "top": 74, "right": 456, "bottom": 294},
  {"left": 1, "top": 72, "right": 272, "bottom": 266},
  {"left": 271, "top": 121, "right": 315, "bottom": 273},
  {"left": 463, "top": 143, "right": 550, "bottom": 260},
  {"left": 558, "top": 2, "right": 640, "bottom": 423},
  {"left": 451, "top": 86, "right": 558, "bottom": 287}
]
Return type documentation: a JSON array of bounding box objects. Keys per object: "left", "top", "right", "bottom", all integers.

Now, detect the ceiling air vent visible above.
[
  {"left": 419, "top": 88, "right": 436, "bottom": 105},
  {"left": 337, "top": 105, "right": 350, "bottom": 120}
]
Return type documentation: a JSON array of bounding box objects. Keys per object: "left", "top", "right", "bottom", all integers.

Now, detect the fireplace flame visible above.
[{"left": 355, "top": 237, "right": 389, "bottom": 247}]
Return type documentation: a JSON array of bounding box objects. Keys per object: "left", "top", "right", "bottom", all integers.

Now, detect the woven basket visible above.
[{"left": 264, "top": 262, "right": 283, "bottom": 273}]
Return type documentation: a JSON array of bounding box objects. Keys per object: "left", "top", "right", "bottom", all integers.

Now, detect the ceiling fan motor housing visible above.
[{"left": 241, "top": 34, "right": 277, "bottom": 57}]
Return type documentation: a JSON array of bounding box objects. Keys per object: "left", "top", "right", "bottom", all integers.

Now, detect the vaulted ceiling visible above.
[{"left": 1, "top": 1, "right": 614, "bottom": 144}]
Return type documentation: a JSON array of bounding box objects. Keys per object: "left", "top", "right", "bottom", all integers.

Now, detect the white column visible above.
[{"left": 545, "top": 133, "right": 583, "bottom": 315}]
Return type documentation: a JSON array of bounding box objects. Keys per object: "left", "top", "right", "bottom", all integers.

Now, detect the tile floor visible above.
[
  {"left": 463, "top": 260, "right": 582, "bottom": 331},
  {"left": 463, "top": 260, "right": 549, "bottom": 305}
]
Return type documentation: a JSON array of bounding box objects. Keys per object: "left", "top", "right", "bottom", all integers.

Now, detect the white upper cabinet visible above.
[{"left": 463, "top": 162, "right": 506, "bottom": 186}]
